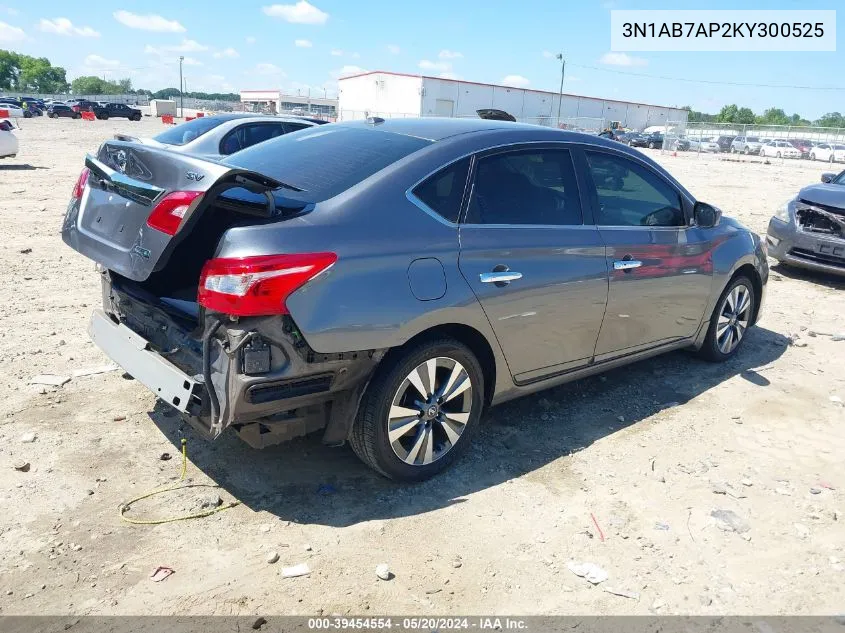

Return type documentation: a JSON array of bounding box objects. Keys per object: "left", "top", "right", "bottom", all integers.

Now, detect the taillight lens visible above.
[
  {"left": 71, "top": 167, "right": 90, "bottom": 201},
  {"left": 146, "top": 191, "right": 203, "bottom": 236},
  {"left": 198, "top": 253, "right": 337, "bottom": 317}
]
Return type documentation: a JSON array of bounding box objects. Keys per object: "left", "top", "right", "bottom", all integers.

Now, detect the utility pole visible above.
[
  {"left": 556, "top": 53, "right": 565, "bottom": 127},
  {"left": 179, "top": 56, "right": 184, "bottom": 117}
]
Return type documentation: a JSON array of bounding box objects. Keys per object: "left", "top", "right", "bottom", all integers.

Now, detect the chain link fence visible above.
[
  {"left": 338, "top": 110, "right": 605, "bottom": 133},
  {"left": 660, "top": 121, "right": 845, "bottom": 159}
]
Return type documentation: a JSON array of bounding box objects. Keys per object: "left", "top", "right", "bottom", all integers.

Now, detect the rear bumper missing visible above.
[
  {"left": 97, "top": 273, "right": 386, "bottom": 448},
  {"left": 89, "top": 309, "right": 204, "bottom": 413}
]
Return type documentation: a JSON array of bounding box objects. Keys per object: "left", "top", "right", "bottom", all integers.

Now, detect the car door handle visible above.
[
  {"left": 613, "top": 260, "right": 643, "bottom": 271},
  {"left": 480, "top": 271, "right": 523, "bottom": 284}
]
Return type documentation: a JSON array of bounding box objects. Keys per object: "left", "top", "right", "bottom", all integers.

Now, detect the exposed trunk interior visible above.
[{"left": 116, "top": 191, "right": 306, "bottom": 323}]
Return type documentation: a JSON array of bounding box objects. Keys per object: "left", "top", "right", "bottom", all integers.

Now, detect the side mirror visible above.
[
  {"left": 694, "top": 202, "right": 721, "bottom": 228},
  {"left": 821, "top": 172, "right": 835, "bottom": 183}
]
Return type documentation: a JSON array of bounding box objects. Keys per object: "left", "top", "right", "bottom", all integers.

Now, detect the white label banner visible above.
[{"left": 611, "top": 10, "right": 836, "bottom": 51}]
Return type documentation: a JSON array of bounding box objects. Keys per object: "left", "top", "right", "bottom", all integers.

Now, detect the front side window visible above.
[
  {"left": 585, "top": 151, "right": 685, "bottom": 227},
  {"left": 464, "top": 149, "right": 582, "bottom": 225},
  {"left": 412, "top": 158, "right": 470, "bottom": 223}
]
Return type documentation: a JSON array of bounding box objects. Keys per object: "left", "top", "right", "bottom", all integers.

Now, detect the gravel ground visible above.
[{"left": 1, "top": 116, "right": 843, "bottom": 616}]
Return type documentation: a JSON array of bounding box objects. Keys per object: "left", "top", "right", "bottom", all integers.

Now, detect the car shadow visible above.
[
  {"left": 147, "top": 325, "right": 789, "bottom": 527},
  {"left": 771, "top": 263, "right": 845, "bottom": 290},
  {"left": 0, "top": 164, "right": 46, "bottom": 171}
]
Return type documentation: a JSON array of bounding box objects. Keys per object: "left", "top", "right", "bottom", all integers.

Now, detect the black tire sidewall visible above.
[
  {"left": 701, "top": 276, "right": 755, "bottom": 362},
  {"left": 362, "top": 340, "right": 485, "bottom": 481}
]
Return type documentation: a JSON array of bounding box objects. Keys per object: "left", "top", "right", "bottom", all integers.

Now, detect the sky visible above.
[{"left": 0, "top": 0, "right": 841, "bottom": 119}]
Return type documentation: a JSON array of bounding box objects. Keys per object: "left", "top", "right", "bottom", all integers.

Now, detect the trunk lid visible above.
[{"left": 61, "top": 140, "right": 281, "bottom": 281}]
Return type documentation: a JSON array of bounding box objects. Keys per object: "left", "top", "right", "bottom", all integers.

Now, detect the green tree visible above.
[
  {"left": 815, "top": 112, "right": 844, "bottom": 128},
  {"left": 0, "top": 50, "right": 68, "bottom": 92},
  {"left": 756, "top": 107, "right": 790, "bottom": 125},
  {"left": 735, "top": 107, "right": 756, "bottom": 124},
  {"left": 716, "top": 104, "right": 739, "bottom": 123}
]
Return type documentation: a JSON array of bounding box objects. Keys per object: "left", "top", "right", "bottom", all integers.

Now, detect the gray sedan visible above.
[
  {"left": 767, "top": 169, "right": 845, "bottom": 276},
  {"left": 131, "top": 113, "right": 317, "bottom": 161},
  {"left": 62, "top": 118, "right": 768, "bottom": 481}
]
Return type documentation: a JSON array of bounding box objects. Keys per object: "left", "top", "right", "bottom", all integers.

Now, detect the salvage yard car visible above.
[
  {"left": 94, "top": 102, "right": 142, "bottom": 121},
  {"left": 129, "top": 113, "right": 317, "bottom": 161},
  {"left": 767, "top": 169, "right": 845, "bottom": 277},
  {"left": 61, "top": 118, "right": 768, "bottom": 481},
  {"left": 759, "top": 140, "right": 801, "bottom": 159},
  {"left": 0, "top": 118, "right": 18, "bottom": 159}
]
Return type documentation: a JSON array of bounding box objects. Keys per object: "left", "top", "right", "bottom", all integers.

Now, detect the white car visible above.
[
  {"left": 0, "top": 103, "right": 24, "bottom": 118},
  {"left": 809, "top": 143, "right": 845, "bottom": 163},
  {"left": 759, "top": 140, "right": 800, "bottom": 159},
  {"left": 0, "top": 120, "right": 19, "bottom": 159}
]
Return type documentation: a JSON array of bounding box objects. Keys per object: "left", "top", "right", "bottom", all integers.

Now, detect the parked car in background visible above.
[
  {"left": 47, "top": 104, "right": 78, "bottom": 119},
  {"left": 689, "top": 137, "right": 720, "bottom": 152},
  {"left": 625, "top": 133, "right": 648, "bottom": 147},
  {"left": 94, "top": 102, "right": 142, "bottom": 121},
  {"left": 809, "top": 143, "right": 845, "bottom": 163},
  {"left": 132, "top": 113, "right": 317, "bottom": 161},
  {"left": 0, "top": 101, "right": 25, "bottom": 118},
  {"left": 767, "top": 168, "right": 845, "bottom": 277},
  {"left": 663, "top": 136, "right": 690, "bottom": 151},
  {"left": 641, "top": 132, "right": 663, "bottom": 149},
  {"left": 61, "top": 118, "right": 768, "bottom": 480},
  {"left": 760, "top": 140, "right": 800, "bottom": 159},
  {"left": 70, "top": 100, "right": 98, "bottom": 115},
  {"left": 715, "top": 135, "right": 736, "bottom": 152},
  {"left": 731, "top": 136, "right": 764, "bottom": 154},
  {"left": 789, "top": 139, "right": 814, "bottom": 158},
  {"left": 0, "top": 118, "right": 18, "bottom": 158}
]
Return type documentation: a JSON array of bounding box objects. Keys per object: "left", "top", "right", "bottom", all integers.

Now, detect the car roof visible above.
[{"left": 335, "top": 117, "right": 575, "bottom": 141}]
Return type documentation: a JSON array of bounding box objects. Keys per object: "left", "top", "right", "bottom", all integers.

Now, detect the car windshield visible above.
[
  {"left": 834, "top": 144, "right": 845, "bottom": 150},
  {"left": 833, "top": 171, "right": 845, "bottom": 185},
  {"left": 224, "top": 125, "right": 432, "bottom": 203},
  {"left": 747, "top": 137, "right": 760, "bottom": 142},
  {"left": 153, "top": 117, "right": 232, "bottom": 146}
]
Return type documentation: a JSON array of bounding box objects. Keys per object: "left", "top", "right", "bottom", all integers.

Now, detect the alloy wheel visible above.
[
  {"left": 387, "top": 357, "right": 473, "bottom": 466},
  {"left": 716, "top": 284, "right": 752, "bottom": 355}
]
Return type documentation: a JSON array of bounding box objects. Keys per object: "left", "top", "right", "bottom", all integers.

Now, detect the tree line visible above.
[
  {"left": 684, "top": 104, "right": 844, "bottom": 129},
  {"left": 1, "top": 50, "right": 238, "bottom": 101}
]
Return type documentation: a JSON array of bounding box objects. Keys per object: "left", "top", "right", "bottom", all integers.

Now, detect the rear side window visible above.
[
  {"left": 224, "top": 126, "right": 432, "bottom": 203},
  {"left": 412, "top": 158, "right": 470, "bottom": 223},
  {"left": 464, "top": 149, "right": 583, "bottom": 225},
  {"left": 220, "top": 123, "right": 285, "bottom": 155},
  {"left": 154, "top": 117, "right": 230, "bottom": 146},
  {"left": 585, "top": 151, "right": 685, "bottom": 227}
]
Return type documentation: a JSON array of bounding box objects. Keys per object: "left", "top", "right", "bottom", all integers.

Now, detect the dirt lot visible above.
[{"left": 1, "top": 117, "right": 843, "bottom": 616}]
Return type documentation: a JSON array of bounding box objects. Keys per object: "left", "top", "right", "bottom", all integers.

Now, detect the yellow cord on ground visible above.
[{"left": 119, "top": 437, "right": 240, "bottom": 525}]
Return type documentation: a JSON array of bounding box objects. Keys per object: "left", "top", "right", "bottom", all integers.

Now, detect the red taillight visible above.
[
  {"left": 146, "top": 191, "right": 203, "bottom": 236},
  {"left": 71, "top": 167, "right": 90, "bottom": 201},
  {"left": 198, "top": 253, "right": 337, "bottom": 317}
]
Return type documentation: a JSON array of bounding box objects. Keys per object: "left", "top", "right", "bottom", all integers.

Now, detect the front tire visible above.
[
  {"left": 350, "top": 338, "right": 485, "bottom": 481},
  {"left": 810, "top": 153, "right": 816, "bottom": 161},
  {"left": 698, "top": 276, "right": 755, "bottom": 362}
]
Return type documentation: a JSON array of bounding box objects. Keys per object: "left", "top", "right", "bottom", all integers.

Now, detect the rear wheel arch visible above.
[{"left": 389, "top": 323, "right": 497, "bottom": 410}]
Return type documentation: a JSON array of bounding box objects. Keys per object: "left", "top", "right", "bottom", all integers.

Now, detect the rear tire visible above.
[
  {"left": 349, "top": 338, "right": 485, "bottom": 481},
  {"left": 698, "top": 276, "right": 756, "bottom": 362},
  {"left": 810, "top": 153, "right": 816, "bottom": 161},
  {"left": 73, "top": 113, "right": 81, "bottom": 119}
]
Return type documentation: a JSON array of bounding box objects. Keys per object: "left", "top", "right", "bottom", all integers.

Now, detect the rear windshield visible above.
[
  {"left": 223, "top": 125, "right": 432, "bottom": 202},
  {"left": 747, "top": 137, "right": 760, "bottom": 142},
  {"left": 153, "top": 117, "right": 230, "bottom": 146}
]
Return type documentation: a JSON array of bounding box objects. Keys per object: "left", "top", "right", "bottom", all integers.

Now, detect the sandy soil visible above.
[{"left": 0, "top": 117, "right": 843, "bottom": 616}]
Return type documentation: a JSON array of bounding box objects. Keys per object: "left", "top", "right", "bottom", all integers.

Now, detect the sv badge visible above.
[{"left": 186, "top": 172, "right": 205, "bottom": 182}]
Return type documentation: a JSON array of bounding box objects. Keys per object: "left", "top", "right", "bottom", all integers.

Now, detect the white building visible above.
[
  {"left": 240, "top": 90, "right": 338, "bottom": 118},
  {"left": 337, "top": 71, "right": 687, "bottom": 131}
]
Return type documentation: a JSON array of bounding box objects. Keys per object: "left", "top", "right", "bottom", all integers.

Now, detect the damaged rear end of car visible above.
[{"left": 62, "top": 140, "right": 385, "bottom": 448}]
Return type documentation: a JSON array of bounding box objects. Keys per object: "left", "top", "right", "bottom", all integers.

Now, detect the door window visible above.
[
  {"left": 412, "top": 158, "right": 470, "bottom": 223},
  {"left": 465, "top": 149, "right": 582, "bottom": 225},
  {"left": 585, "top": 151, "right": 685, "bottom": 227}
]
